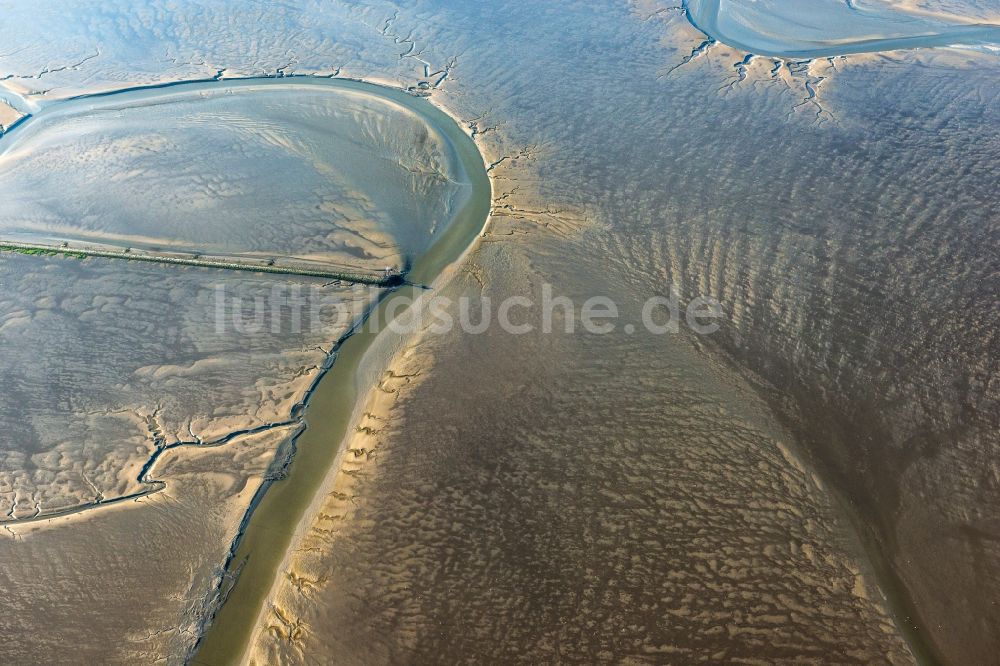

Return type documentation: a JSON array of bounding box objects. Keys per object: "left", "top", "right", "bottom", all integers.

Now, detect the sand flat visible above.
[
  {"left": 0, "top": 1, "right": 996, "bottom": 664},
  {"left": 0, "top": 79, "right": 466, "bottom": 274},
  {"left": 685, "top": 0, "right": 1000, "bottom": 56}
]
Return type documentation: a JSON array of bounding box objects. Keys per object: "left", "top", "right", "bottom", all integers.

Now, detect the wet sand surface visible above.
[
  {"left": 0, "top": 425, "right": 293, "bottom": 662},
  {"left": 0, "top": 78, "right": 467, "bottom": 522},
  {"left": 685, "top": 0, "right": 1000, "bottom": 58},
  {"left": 193, "top": 78, "right": 491, "bottom": 665},
  {"left": 0, "top": 0, "right": 996, "bottom": 664},
  {"left": 245, "top": 2, "right": 999, "bottom": 663},
  {"left": 246, "top": 241, "right": 914, "bottom": 664},
  {"left": 0, "top": 70, "right": 477, "bottom": 663},
  {"left": 0, "top": 79, "right": 465, "bottom": 273}
]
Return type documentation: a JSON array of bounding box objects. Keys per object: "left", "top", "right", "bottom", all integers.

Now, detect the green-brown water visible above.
[{"left": 192, "top": 77, "right": 491, "bottom": 666}]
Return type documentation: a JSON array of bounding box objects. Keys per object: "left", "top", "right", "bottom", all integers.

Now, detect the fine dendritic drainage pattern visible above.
[
  {"left": 683, "top": 0, "right": 1000, "bottom": 58},
  {"left": 190, "top": 78, "right": 491, "bottom": 665},
  {"left": 0, "top": 74, "right": 491, "bottom": 664},
  {"left": 0, "top": 77, "right": 470, "bottom": 284},
  {"left": 0, "top": 76, "right": 486, "bottom": 527},
  {"left": 0, "top": 2, "right": 996, "bottom": 665},
  {"left": 657, "top": 0, "right": 1000, "bottom": 129}
]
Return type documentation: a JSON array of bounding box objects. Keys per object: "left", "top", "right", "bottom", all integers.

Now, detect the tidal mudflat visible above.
[
  {"left": 0, "top": 1, "right": 997, "bottom": 664},
  {"left": 685, "top": 0, "right": 1000, "bottom": 57},
  {"left": 193, "top": 77, "right": 491, "bottom": 665},
  {"left": 0, "top": 70, "right": 482, "bottom": 662},
  {"left": 0, "top": 102, "right": 22, "bottom": 133},
  {"left": 0, "top": 76, "right": 472, "bottom": 521},
  {"left": 240, "top": 2, "right": 999, "bottom": 664},
  {"left": 0, "top": 79, "right": 465, "bottom": 275}
]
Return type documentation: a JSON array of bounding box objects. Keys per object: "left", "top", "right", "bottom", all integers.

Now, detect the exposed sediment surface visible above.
[
  {"left": 0, "top": 78, "right": 466, "bottom": 274},
  {"left": 193, "top": 72, "right": 490, "bottom": 665},
  {"left": 684, "top": 0, "right": 1000, "bottom": 57},
  {"left": 0, "top": 426, "right": 294, "bottom": 663},
  {"left": 0, "top": 101, "right": 23, "bottom": 133},
  {"left": 0, "top": 71, "right": 477, "bottom": 663},
  {"left": 244, "top": 2, "right": 998, "bottom": 664},
  {"left": 247, "top": 243, "right": 915, "bottom": 664},
  {"left": 0, "top": 0, "right": 997, "bottom": 664}
]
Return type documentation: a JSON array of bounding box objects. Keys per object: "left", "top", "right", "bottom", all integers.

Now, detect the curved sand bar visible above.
[
  {"left": 0, "top": 77, "right": 467, "bottom": 277},
  {"left": 0, "top": 76, "right": 489, "bottom": 663},
  {"left": 189, "top": 79, "right": 491, "bottom": 665},
  {"left": 0, "top": 76, "right": 481, "bottom": 523},
  {"left": 685, "top": 0, "right": 1000, "bottom": 57}
]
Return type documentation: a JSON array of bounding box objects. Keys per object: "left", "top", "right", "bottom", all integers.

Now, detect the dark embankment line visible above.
[
  {"left": 188, "top": 77, "right": 491, "bottom": 666},
  {"left": 0, "top": 418, "right": 302, "bottom": 528},
  {"left": 682, "top": 0, "right": 1000, "bottom": 58},
  {"left": 0, "top": 241, "right": 398, "bottom": 287},
  {"left": 0, "top": 73, "right": 487, "bottom": 664}
]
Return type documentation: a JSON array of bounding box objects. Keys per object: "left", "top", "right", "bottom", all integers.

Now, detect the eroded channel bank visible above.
[
  {"left": 683, "top": 0, "right": 1000, "bottom": 58},
  {"left": 0, "top": 76, "right": 477, "bottom": 530},
  {"left": 0, "top": 241, "right": 396, "bottom": 285},
  {"left": 0, "top": 74, "right": 490, "bottom": 659},
  {"left": 186, "top": 78, "right": 492, "bottom": 665}
]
